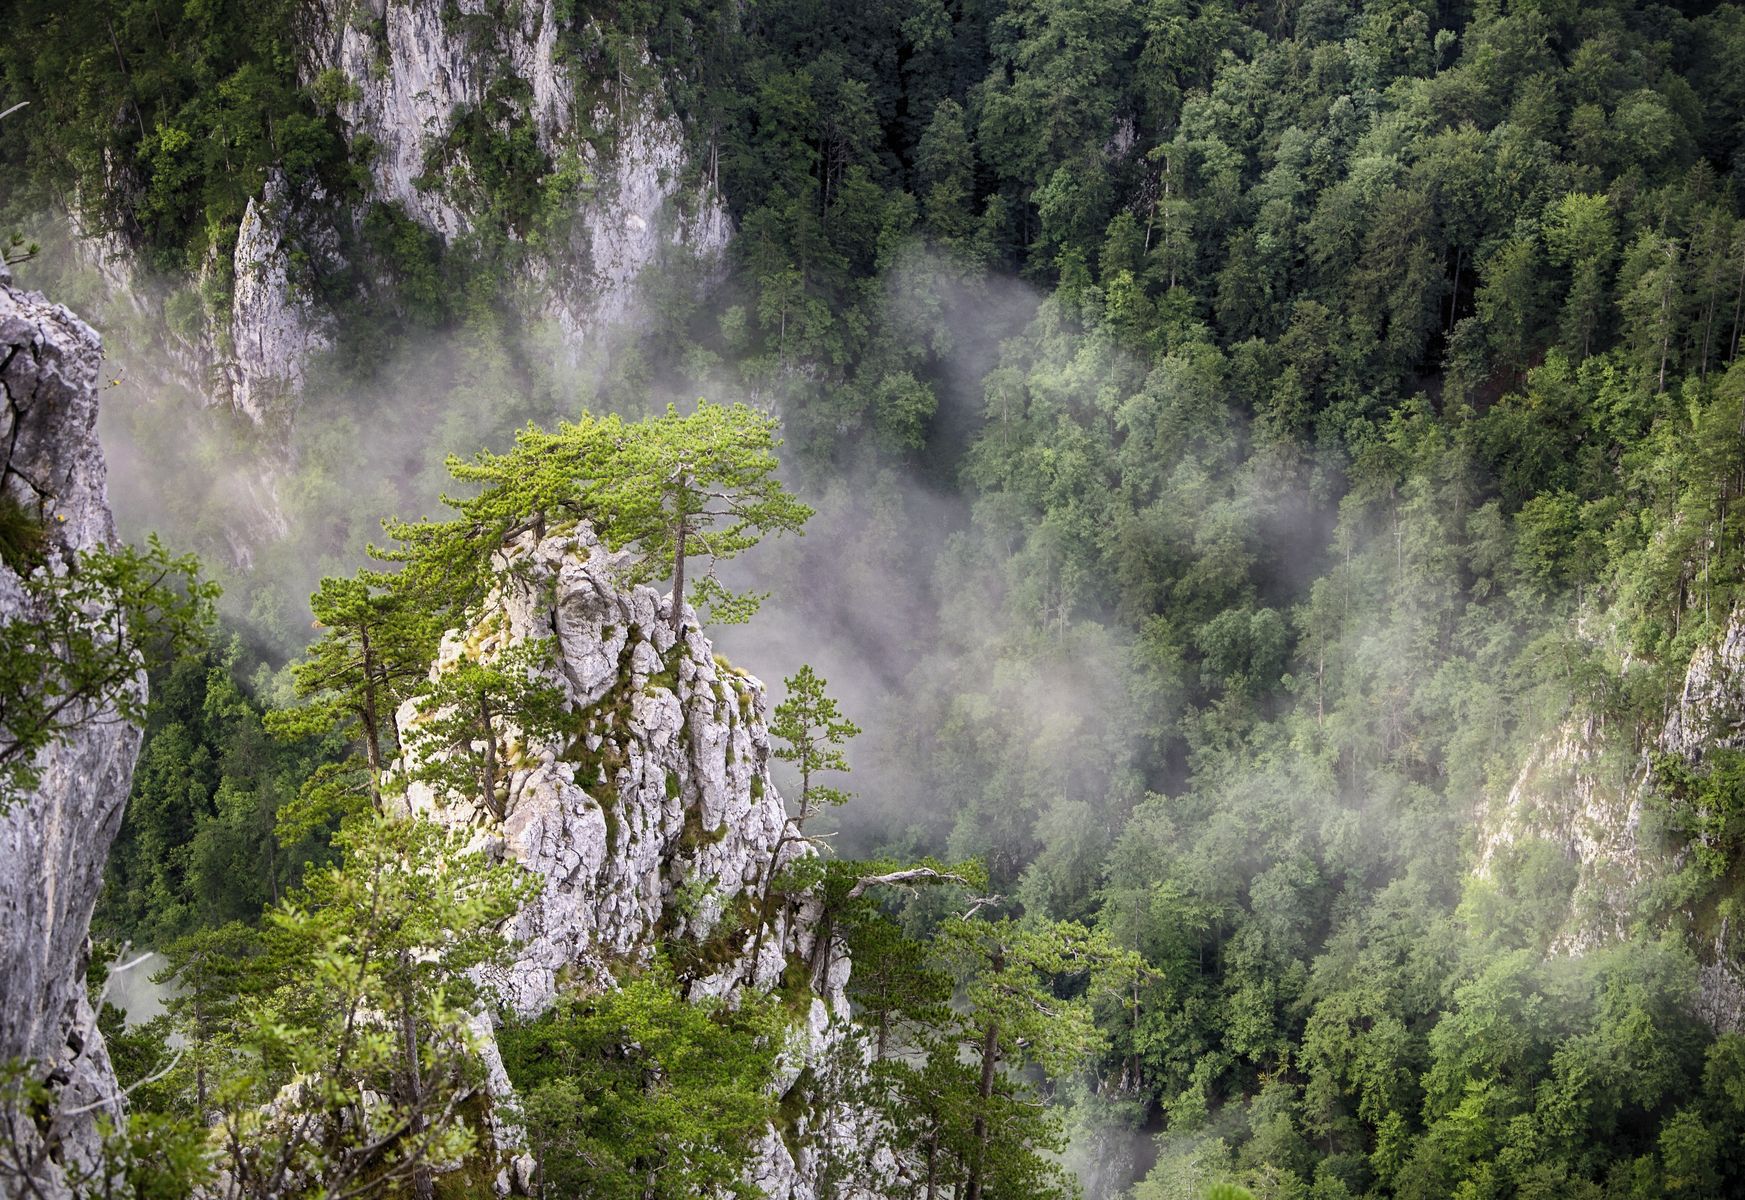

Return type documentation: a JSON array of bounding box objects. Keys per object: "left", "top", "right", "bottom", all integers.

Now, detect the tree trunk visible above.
[
  {"left": 670, "top": 506, "right": 688, "bottom": 641},
  {"left": 194, "top": 995, "right": 208, "bottom": 1116},
  {"left": 745, "top": 778, "right": 809, "bottom": 988},
  {"left": 1447, "top": 246, "right": 1462, "bottom": 332},
  {"left": 360, "top": 629, "right": 383, "bottom": 811},
  {"left": 1701, "top": 262, "right": 1720, "bottom": 380},
  {"left": 965, "top": 1016, "right": 1000, "bottom": 1200},
  {"left": 1656, "top": 247, "right": 1675, "bottom": 393},
  {"left": 480, "top": 694, "right": 499, "bottom": 819},
  {"left": 1730, "top": 248, "right": 1745, "bottom": 363},
  {"left": 401, "top": 998, "right": 434, "bottom": 1200}
]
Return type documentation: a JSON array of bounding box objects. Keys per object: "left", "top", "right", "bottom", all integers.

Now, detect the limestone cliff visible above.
[
  {"left": 226, "top": 176, "right": 337, "bottom": 422},
  {"left": 1479, "top": 609, "right": 1745, "bottom": 1026},
  {"left": 81, "top": 0, "right": 729, "bottom": 421},
  {"left": 0, "top": 270, "right": 141, "bottom": 1194},
  {"left": 394, "top": 528, "right": 891, "bottom": 1198}
]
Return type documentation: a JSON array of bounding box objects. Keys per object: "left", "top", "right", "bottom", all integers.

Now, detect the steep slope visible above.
[
  {"left": 1480, "top": 610, "right": 1745, "bottom": 1025},
  {"left": 82, "top": 0, "right": 728, "bottom": 421},
  {"left": 395, "top": 527, "right": 890, "bottom": 1197},
  {"left": 0, "top": 269, "right": 142, "bottom": 1194}
]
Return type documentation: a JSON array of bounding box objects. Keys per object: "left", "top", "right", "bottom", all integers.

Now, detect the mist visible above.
[{"left": 28, "top": 207, "right": 1606, "bottom": 1200}]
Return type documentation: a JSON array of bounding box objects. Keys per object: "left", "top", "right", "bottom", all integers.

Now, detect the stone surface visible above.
[
  {"left": 227, "top": 174, "right": 335, "bottom": 422},
  {"left": 0, "top": 280, "right": 141, "bottom": 1194},
  {"left": 394, "top": 527, "right": 889, "bottom": 1197},
  {"left": 253, "top": 0, "right": 731, "bottom": 399},
  {"left": 66, "top": 3, "right": 731, "bottom": 423},
  {"left": 1479, "top": 608, "right": 1745, "bottom": 1024}
]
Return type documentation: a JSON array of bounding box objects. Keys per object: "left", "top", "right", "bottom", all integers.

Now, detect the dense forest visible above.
[{"left": 5, "top": 0, "right": 1745, "bottom": 1196}]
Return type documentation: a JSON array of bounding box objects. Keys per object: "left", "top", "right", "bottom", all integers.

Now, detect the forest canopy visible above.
[{"left": 4, "top": 0, "right": 1745, "bottom": 1197}]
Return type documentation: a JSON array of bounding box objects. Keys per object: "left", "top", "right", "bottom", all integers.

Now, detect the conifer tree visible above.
[
  {"left": 746, "top": 665, "right": 859, "bottom": 983},
  {"left": 214, "top": 816, "right": 536, "bottom": 1200},
  {"left": 265, "top": 574, "right": 436, "bottom": 808},
  {"left": 377, "top": 401, "right": 810, "bottom": 639},
  {"left": 399, "top": 639, "right": 569, "bottom": 821}
]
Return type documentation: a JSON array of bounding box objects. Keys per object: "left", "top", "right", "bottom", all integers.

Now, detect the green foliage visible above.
[
  {"left": 8, "top": 816, "right": 532, "bottom": 1199},
  {"left": 266, "top": 573, "right": 441, "bottom": 791},
  {"left": 839, "top": 893, "right": 1139, "bottom": 1200},
  {"left": 0, "top": 536, "right": 216, "bottom": 814},
  {"left": 0, "top": 1057, "right": 211, "bottom": 1200},
  {"left": 745, "top": 663, "right": 860, "bottom": 982},
  {"left": 419, "top": 78, "right": 555, "bottom": 237},
  {"left": 1649, "top": 751, "right": 1745, "bottom": 883},
  {"left": 1204, "top": 1186, "right": 1254, "bottom": 1200},
  {"left": 0, "top": 492, "right": 48, "bottom": 573},
  {"left": 210, "top": 814, "right": 537, "bottom": 1200},
  {"left": 772, "top": 664, "right": 860, "bottom": 815},
  {"left": 0, "top": 0, "right": 353, "bottom": 272},
  {"left": 400, "top": 638, "right": 570, "bottom": 820},
  {"left": 40, "top": 0, "right": 1745, "bottom": 1195},
  {"left": 96, "top": 639, "right": 341, "bottom": 946},
  {"left": 498, "top": 962, "right": 783, "bottom": 1199},
  {"left": 378, "top": 401, "right": 811, "bottom": 634}
]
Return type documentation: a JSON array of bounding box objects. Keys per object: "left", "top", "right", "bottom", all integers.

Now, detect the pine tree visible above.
[
  {"left": 213, "top": 816, "right": 536, "bottom": 1200},
  {"left": 265, "top": 574, "right": 436, "bottom": 808},
  {"left": 745, "top": 665, "right": 860, "bottom": 984}
]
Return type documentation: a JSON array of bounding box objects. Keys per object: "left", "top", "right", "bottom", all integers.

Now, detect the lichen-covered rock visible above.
[
  {"left": 69, "top": 3, "right": 730, "bottom": 424},
  {"left": 0, "top": 275, "right": 141, "bottom": 1195},
  {"left": 1477, "top": 711, "right": 1647, "bottom": 947},
  {"left": 394, "top": 527, "right": 890, "bottom": 1197},
  {"left": 250, "top": 0, "right": 730, "bottom": 399},
  {"left": 1661, "top": 617, "right": 1745, "bottom": 763}
]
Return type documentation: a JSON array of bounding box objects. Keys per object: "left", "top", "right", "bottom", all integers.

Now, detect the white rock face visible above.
[
  {"left": 0, "top": 274, "right": 142, "bottom": 1195},
  {"left": 1477, "top": 710, "right": 1647, "bottom": 946},
  {"left": 1660, "top": 617, "right": 1745, "bottom": 762},
  {"left": 395, "top": 527, "right": 890, "bottom": 1198},
  {"left": 228, "top": 175, "right": 335, "bottom": 422},
  {"left": 72, "top": 3, "right": 731, "bottom": 422},
  {"left": 289, "top": 0, "right": 729, "bottom": 368},
  {"left": 1478, "top": 610, "right": 1745, "bottom": 1022}
]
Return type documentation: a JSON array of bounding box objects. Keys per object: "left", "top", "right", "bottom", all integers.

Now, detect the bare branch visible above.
[
  {"left": 60, "top": 1046, "right": 185, "bottom": 1117},
  {"left": 958, "top": 894, "right": 1006, "bottom": 921},
  {"left": 845, "top": 867, "right": 978, "bottom": 901}
]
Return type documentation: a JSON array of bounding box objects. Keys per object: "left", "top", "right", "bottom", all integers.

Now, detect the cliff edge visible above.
[{"left": 0, "top": 269, "right": 142, "bottom": 1194}]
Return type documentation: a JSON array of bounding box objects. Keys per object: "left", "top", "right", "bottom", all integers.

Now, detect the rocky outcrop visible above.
[
  {"left": 0, "top": 271, "right": 141, "bottom": 1194},
  {"left": 1479, "top": 609, "right": 1745, "bottom": 1022},
  {"left": 395, "top": 527, "right": 889, "bottom": 1198},
  {"left": 1477, "top": 711, "right": 1647, "bottom": 946},
  {"left": 190, "top": 0, "right": 730, "bottom": 416},
  {"left": 1660, "top": 617, "right": 1745, "bottom": 762},
  {"left": 227, "top": 175, "right": 336, "bottom": 422},
  {"left": 67, "top": 4, "right": 730, "bottom": 422}
]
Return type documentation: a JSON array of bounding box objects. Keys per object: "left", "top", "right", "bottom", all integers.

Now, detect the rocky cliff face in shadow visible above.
[
  {"left": 0, "top": 268, "right": 142, "bottom": 1196},
  {"left": 1479, "top": 609, "right": 1745, "bottom": 1027}
]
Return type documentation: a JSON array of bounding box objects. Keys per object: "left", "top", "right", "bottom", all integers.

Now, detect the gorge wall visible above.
[
  {"left": 0, "top": 270, "right": 140, "bottom": 1195},
  {"left": 83, "top": 0, "right": 729, "bottom": 422},
  {"left": 1480, "top": 608, "right": 1745, "bottom": 1028}
]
